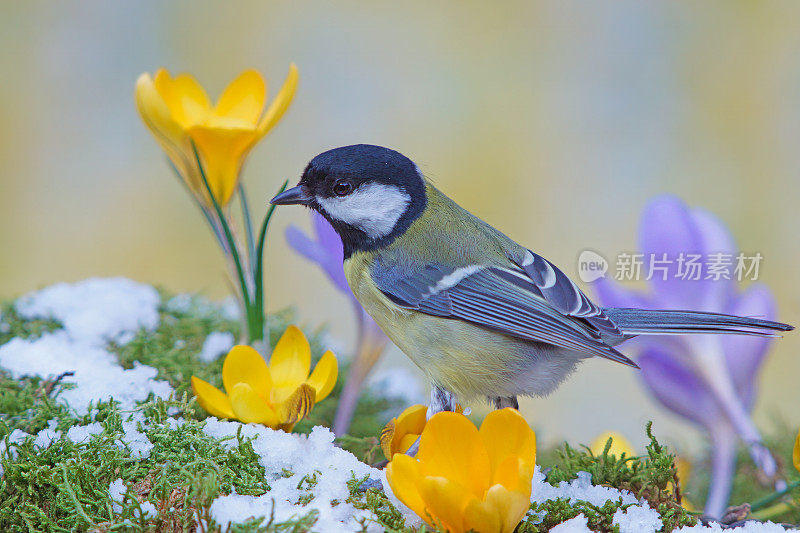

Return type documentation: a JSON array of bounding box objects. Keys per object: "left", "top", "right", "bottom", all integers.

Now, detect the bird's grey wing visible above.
[
  {"left": 371, "top": 260, "right": 637, "bottom": 367},
  {"left": 509, "top": 249, "right": 624, "bottom": 341}
]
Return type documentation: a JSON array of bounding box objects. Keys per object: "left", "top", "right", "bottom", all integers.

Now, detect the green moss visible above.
[
  {"left": 520, "top": 498, "right": 632, "bottom": 532},
  {"left": 0, "top": 396, "right": 278, "bottom": 531},
  {"left": 0, "top": 370, "right": 74, "bottom": 440},
  {"left": 0, "top": 302, "right": 62, "bottom": 345},
  {"left": 346, "top": 474, "right": 422, "bottom": 533},
  {"left": 0, "top": 291, "right": 398, "bottom": 531},
  {"left": 544, "top": 422, "right": 697, "bottom": 531}
]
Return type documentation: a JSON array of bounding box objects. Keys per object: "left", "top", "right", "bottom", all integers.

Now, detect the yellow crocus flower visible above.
[
  {"left": 135, "top": 65, "right": 298, "bottom": 206},
  {"left": 380, "top": 403, "right": 464, "bottom": 460},
  {"left": 794, "top": 428, "right": 800, "bottom": 472},
  {"left": 386, "top": 409, "right": 536, "bottom": 533},
  {"left": 590, "top": 431, "right": 636, "bottom": 458},
  {"left": 191, "top": 325, "right": 337, "bottom": 431}
]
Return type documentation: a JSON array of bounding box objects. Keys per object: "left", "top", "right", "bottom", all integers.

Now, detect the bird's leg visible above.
[
  {"left": 490, "top": 396, "right": 519, "bottom": 410},
  {"left": 405, "top": 385, "right": 457, "bottom": 457},
  {"left": 428, "top": 384, "right": 458, "bottom": 418}
]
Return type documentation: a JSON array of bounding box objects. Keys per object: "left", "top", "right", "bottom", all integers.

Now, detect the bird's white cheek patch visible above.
[{"left": 316, "top": 183, "right": 411, "bottom": 239}]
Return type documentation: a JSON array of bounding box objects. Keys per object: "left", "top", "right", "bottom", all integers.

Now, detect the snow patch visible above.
[
  {"left": 116, "top": 414, "right": 154, "bottom": 459},
  {"left": 16, "top": 277, "right": 160, "bottom": 346},
  {"left": 0, "top": 279, "right": 171, "bottom": 415},
  {"left": 34, "top": 420, "right": 61, "bottom": 449},
  {"left": 198, "top": 331, "right": 234, "bottom": 363},
  {"left": 677, "top": 522, "right": 797, "bottom": 532},
  {"left": 203, "top": 419, "right": 383, "bottom": 531},
  {"left": 66, "top": 422, "right": 104, "bottom": 444},
  {"left": 0, "top": 331, "right": 171, "bottom": 415},
  {"left": 109, "top": 478, "right": 127, "bottom": 513},
  {"left": 531, "top": 469, "right": 638, "bottom": 507},
  {"left": 613, "top": 504, "right": 663, "bottom": 533},
  {"left": 550, "top": 514, "right": 591, "bottom": 532}
]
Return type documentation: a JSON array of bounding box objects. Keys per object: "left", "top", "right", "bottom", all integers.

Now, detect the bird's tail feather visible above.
[{"left": 603, "top": 307, "right": 793, "bottom": 338}]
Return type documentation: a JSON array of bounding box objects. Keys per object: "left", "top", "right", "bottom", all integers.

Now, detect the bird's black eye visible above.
[{"left": 333, "top": 180, "right": 352, "bottom": 196}]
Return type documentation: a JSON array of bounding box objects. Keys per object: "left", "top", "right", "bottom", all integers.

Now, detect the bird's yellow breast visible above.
[{"left": 344, "top": 252, "right": 542, "bottom": 398}]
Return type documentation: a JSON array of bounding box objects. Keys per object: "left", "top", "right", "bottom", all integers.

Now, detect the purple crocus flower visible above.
[
  {"left": 286, "top": 212, "right": 389, "bottom": 436},
  {"left": 593, "top": 195, "right": 781, "bottom": 517}
]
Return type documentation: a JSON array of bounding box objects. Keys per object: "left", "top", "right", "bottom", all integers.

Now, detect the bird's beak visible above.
[{"left": 270, "top": 185, "right": 310, "bottom": 206}]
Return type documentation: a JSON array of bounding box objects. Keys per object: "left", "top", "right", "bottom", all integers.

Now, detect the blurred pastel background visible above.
[{"left": 2, "top": 1, "right": 799, "bottom": 452}]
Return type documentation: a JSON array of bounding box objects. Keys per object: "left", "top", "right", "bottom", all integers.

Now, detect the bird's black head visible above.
[{"left": 271, "top": 144, "right": 427, "bottom": 257}]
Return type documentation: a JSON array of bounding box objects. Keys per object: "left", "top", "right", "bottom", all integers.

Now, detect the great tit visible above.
[{"left": 271, "top": 144, "right": 792, "bottom": 414}]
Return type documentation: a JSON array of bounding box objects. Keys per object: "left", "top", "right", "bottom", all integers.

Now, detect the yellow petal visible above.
[
  {"left": 135, "top": 72, "right": 196, "bottom": 187},
  {"left": 391, "top": 404, "right": 428, "bottom": 456},
  {"left": 187, "top": 124, "right": 259, "bottom": 206},
  {"left": 381, "top": 404, "right": 428, "bottom": 459},
  {"left": 398, "top": 434, "right": 420, "bottom": 455},
  {"left": 229, "top": 382, "right": 281, "bottom": 426},
  {"left": 480, "top": 408, "right": 537, "bottom": 479},
  {"left": 385, "top": 454, "right": 428, "bottom": 524},
  {"left": 222, "top": 345, "right": 272, "bottom": 397},
  {"left": 418, "top": 476, "right": 472, "bottom": 533},
  {"left": 276, "top": 384, "right": 316, "bottom": 426},
  {"left": 214, "top": 69, "right": 266, "bottom": 124},
  {"left": 464, "top": 484, "right": 531, "bottom": 533},
  {"left": 155, "top": 70, "right": 212, "bottom": 128},
  {"left": 590, "top": 431, "right": 635, "bottom": 459},
  {"left": 135, "top": 72, "right": 187, "bottom": 150},
  {"left": 257, "top": 63, "right": 298, "bottom": 136},
  {"left": 191, "top": 376, "right": 234, "bottom": 419},
  {"left": 461, "top": 495, "right": 501, "bottom": 533},
  {"left": 269, "top": 325, "right": 311, "bottom": 395},
  {"left": 306, "top": 350, "right": 338, "bottom": 402},
  {"left": 492, "top": 456, "right": 533, "bottom": 494},
  {"left": 416, "top": 412, "right": 491, "bottom": 498},
  {"left": 793, "top": 428, "right": 800, "bottom": 473}
]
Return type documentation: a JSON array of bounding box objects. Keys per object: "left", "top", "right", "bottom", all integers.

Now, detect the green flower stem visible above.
[
  {"left": 750, "top": 478, "right": 800, "bottom": 512},
  {"left": 238, "top": 183, "right": 257, "bottom": 274},
  {"left": 190, "top": 143, "right": 256, "bottom": 340}
]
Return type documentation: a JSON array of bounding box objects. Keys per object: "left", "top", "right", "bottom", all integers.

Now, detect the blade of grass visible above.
[
  {"left": 253, "top": 180, "right": 289, "bottom": 341},
  {"left": 238, "top": 183, "right": 257, "bottom": 275}
]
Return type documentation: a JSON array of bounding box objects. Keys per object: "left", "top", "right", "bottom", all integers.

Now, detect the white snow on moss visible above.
[
  {"left": 66, "top": 422, "right": 104, "bottom": 444},
  {"left": 108, "top": 478, "right": 127, "bottom": 513},
  {"left": 33, "top": 420, "right": 61, "bottom": 448},
  {"left": 677, "top": 522, "right": 794, "bottom": 532},
  {"left": 0, "top": 429, "right": 30, "bottom": 473},
  {"left": 531, "top": 469, "right": 638, "bottom": 507},
  {"left": 203, "top": 419, "right": 384, "bottom": 532},
  {"left": 15, "top": 277, "right": 160, "bottom": 346},
  {"left": 0, "top": 278, "right": 171, "bottom": 415},
  {"left": 0, "top": 331, "right": 171, "bottom": 415},
  {"left": 198, "top": 331, "right": 234, "bottom": 363},
  {"left": 613, "top": 504, "right": 663, "bottom": 533},
  {"left": 116, "top": 413, "right": 154, "bottom": 459},
  {"left": 550, "top": 514, "right": 591, "bottom": 532}
]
